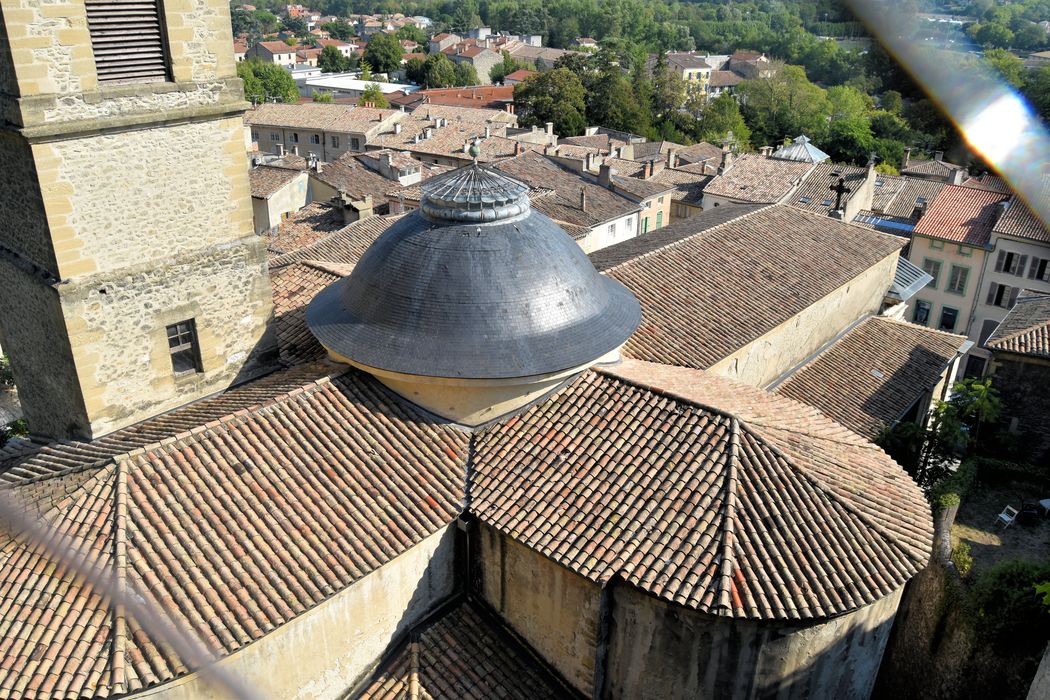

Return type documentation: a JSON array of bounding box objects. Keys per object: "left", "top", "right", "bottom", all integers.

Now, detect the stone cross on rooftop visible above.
[{"left": 830, "top": 176, "right": 851, "bottom": 211}]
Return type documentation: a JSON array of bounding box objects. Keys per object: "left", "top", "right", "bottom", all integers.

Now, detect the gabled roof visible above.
[
  {"left": 357, "top": 601, "right": 576, "bottom": 699},
  {"left": 961, "top": 173, "right": 1010, "bottom": 192},
  {"left": 674, "top": 141, "right": 722, "bottom": 165},
  {"left": 473, "top": 360, "right": 932, "bottom": 619},
  {"left": 312, "top": 151, "right": 400, "bottom": 202},
  {"left": 595, "top": 205, "right": 904, "bottom": 369},
  {"left": 665, "top": 52, "right": 712, "bottom": 70},
  {"left": 609, "top": 174, "right": 673, "bottom": 201},
  {"left": 773, "top": 316, "right": 968, "bottom": 438},
  {"left": 650, "top": 166, "right": 713, "bottom": 204},
  {"left": 912, "top": 184, "right": 1009, "bottom": 247},
  {"left": 992, "top": 178, "right": 1050, "bottom": 243},
  {"left": 708, "top": 70, "right": 743, "bottom": 87},
  {"left": 244, "top": 104, "right": 399, "bottom": 133},
  {"left": 986, "top": 290, "right": 1050, "bottom": 358},
  {"left": 264, "top": 201, "right": 346, "bottom": 261},
  {"left": 492, "top": 151, "right": 640, "bottom": 228},
  {"left": 703, "top": 154, "right": 815, "bottom": 204},
  {"left": 902, "top": 157, "right": 965, "bottom": 177},
  {"left": 790, "top": 162, "right": 868, "bottom": 215},
  {"left": 249, "top": 165, "right": 303, "bottom": 199},
  {"left": 869, "top": 174, "right": 944, "bottom": 218},
  {"left": 257, "top": 40, "right": 295, "bottom": 53},
  {"left": 0, "top": 370, "right": 469, "bottom": 698},
  {"left": 503, "top": 68, "right": 535, "bottom": 81}
]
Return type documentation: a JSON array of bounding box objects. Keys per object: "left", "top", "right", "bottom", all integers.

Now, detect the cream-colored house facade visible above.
[
  {"left": 907, "top": 234, "right": 986, "bottom": 338},
  {"left": 246, "top": 104, "right": 405, "bottom": 162}
]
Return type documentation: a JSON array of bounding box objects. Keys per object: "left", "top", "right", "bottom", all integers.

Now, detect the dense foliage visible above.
[{"left": 237, "top": 58, "right": 300, "bottom": 103}]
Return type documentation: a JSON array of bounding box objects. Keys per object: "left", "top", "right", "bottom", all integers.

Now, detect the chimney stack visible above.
[
  {"left": 515, "top": 141, "right": 522, "bottom": 155},
  {"left": 643, "top": 161, "right": 652, "bottom": 180},
  {"left": 292, "top": 145, "right": 300, "bottom": 156},
  {"left": 545, "top": 122, "right": 554, "bottom": 136},
  {"left": 718, "top": 147, "right": 733, "bottom": 175},
  {"left": 903, "top": 147, "right": 911, "bottom": 169},
  {"left": 276, "top": 143, "right": 285, "bottom": 156},
  {"left": 934, "top": 150, "right": 944, "bottom": 162},
  {"left": 599, "top": 163, "right": 614, "bottom": 187},
  {"left": 394, "top": 122, "right": 402, "bottom": 134},
  {"left": 485, "top": 126, "right": 491, "bottom": 138},
  {"left": 759, "top": 145, "right": 773, "bottom": 157},
  {"left": 667, "top": 150, "right": 677, "bottom": 169},
  {"left": 579, "top": 188, "right": 587, "bottom": 212},
  {"left": 424, "top": 127, "right": 433, "bottom": 139}
]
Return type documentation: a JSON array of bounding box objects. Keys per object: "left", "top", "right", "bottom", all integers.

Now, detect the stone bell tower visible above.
[{"left": 0, "top": 0, "right": 275, "bottom": 440}]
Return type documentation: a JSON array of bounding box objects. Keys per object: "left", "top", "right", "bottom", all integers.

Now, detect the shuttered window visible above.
[{"left": 85, "top": 0, "right": 170, "bottom": 84}]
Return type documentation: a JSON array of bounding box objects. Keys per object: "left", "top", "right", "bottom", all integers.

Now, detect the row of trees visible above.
[
  {"left": 963, "top": 0, "right": 1050, "bottom": 51},
  {"left": 404, "top": 53, "right": 479, "bottom": 87}
]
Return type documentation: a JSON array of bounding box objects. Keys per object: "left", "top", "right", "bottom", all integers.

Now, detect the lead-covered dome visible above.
[{"left": 306, "top": 164, "right": 641, "bottom": 380}]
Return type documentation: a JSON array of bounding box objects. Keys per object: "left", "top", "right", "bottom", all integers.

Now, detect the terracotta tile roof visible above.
[
  {"left": 902, "top": 157, "right": 965, "bottom": 178},
  {"left": 912, "top": 184, "right": 1010, "bottom": 246},
  {"left": 312, "top": 152, "right": 399, "bottom": 205},
  {"left": 270, "top": 261, "right": 349, "bottom": 364},
  {"left": 244, "top": 104, "right": 399, "bottom": 133},
  {"left": 503, "top": 69, "right": 535, "bottom": 81},
  {"left": 472, "top": 360, "right": 933, "bottom": 620},
  {"left": 265, "top": 202, "right": 346, "bottom": 261},
  {"left": 674, "top": 142, "right": 721, "bottom": 165},
  {"left": 790, "top": 162, "right": 869, "bottom": 215},
  {"left": 600, "top": 157, "right": 646, "bottom": 177},
  {"left": 257, "top": 40, "right": 295, "bottom": 53},
  {"left": 986, "top": 290, "right": 1050, "bottom": 358},
  {"left": 666, "top": 52, "right": 712, "bottom": 70},
  {"left": 0, "top": 370, "right": 469, "bottom": 698},
  {"left": 493, "top": 152, "right": 640, "bottom": 228},
  {"left": 416, "top": 86, "right": 515, "bottom": 109},
  {"left": 650, "top": 167, "right": 713, "bottom": 204},
  {"left": 870, "top": 175, "right": 944, "bottom": 218},
  {"left": 703, "top": 154, "right": 814, "bottom": 203},
  {"left": 357, "top": 601, "right": 574, "bottom": 699},
  {"left": 993, "top": 178, "right": 1050, "bottom": 243},
  {"left": 773, "top": 316, "right": 967, "bottom": 438},
  {"left": 961, "top": 173, "right": 1010, "bottom": 192},
  {"left": 0, "top": 364, "right": 333, "bottom": 487},
  {"left": 558, "top": 134, "right": 612, "bottom": 151},
  {"left": 596, "top": 205, "right": 905, "bottom": 368},
  {"left": 270, "top": 214, "right": 399, "bottom": 269},
  {"left": 609, "top": 174, "right": 673, "bottom": 201},
  {"left": 708, "top": 70, "right": 743, "bottom": 87},
  {"left": 249, "top": 165, "right": 302, "bottom": 199}
]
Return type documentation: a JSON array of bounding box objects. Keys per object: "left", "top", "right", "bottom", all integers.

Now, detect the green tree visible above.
[
  {"left": 587, "top": 65, "right": 649, "bottom": 136},
  {"left": 359, "top": 83, "right": 389, "bottom": 108},
  {"left": 649, "top": 53, "right": 685, "bottom": 120},
  {"left": 695, "top": 92, "right": 751, "bottom": 149},
  {"left": 253, "top": 9, "right": 279, "bottom": 34},
  {"left": 359, "top": 61, "right": 372, "bottom": 81},
  {"left": 237, "top": 60, "right": 265, "bottom": 103},
  {"left": 423, "top": 53, "right": 456, "bottom": 88},
  {"left": 1014, "top": 22, "right": 1049, "bottom": 51},
  {"left": 363, "top": 31, "right": 403, "bottom": 74},
  {"left": 396, "top": 24, "right": 427, "bottom": 45},
  {"left": 737, "top": 64, "right": 831, "bottom": 146},
  {"left": 880, "top": 90, "right": 903, "bottom": 115},
  {"left": 282, "top": 16, "right": 310, "bottom": 38},
  {"left": 490, "top": 50, "right": 527, "bottom": 84},
  {"left": 825, "top": 117, "right": 875, "bottom": 164},
  {"left": 512, "top": 68, "right": 587, "bottom": 137},
  {"left": 984, "top": 48, "right": 1025, "bottom": 88},
  {"left": 951, "top": 377, "right": 1001, "bottom": 450},
  {"left": 972, "top": 22, "right": 1015, "bottom": 48},
  {"left": 405, "top": 57, "right": 426, "bottom": 84},
  {"left": 453, "top": 62, "right": 479, "bottom": 86},
  {"left": 321, "top": 20, "right": 355, "bottom": 41},
  {"left": 1023, "top": 66, "right": 1050, "bottom": 122},
  {"left": 311, "top": 90, "right": 334, "bottom": 103},
  {"left": 319, "top": 44, "right": 350, "bottom": 73}
]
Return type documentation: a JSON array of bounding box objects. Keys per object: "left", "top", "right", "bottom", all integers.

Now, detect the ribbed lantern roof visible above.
[
  {"left": 306, "top": 162, "right": 641, "bottom": 380},
  {"left": 420, "top": 164, "right": 531, "bottom": 223}
]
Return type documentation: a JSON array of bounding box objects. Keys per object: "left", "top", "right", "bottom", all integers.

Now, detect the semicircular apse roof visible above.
[{"left": 306, "top": 164, "right": 641, "bottom": 379}]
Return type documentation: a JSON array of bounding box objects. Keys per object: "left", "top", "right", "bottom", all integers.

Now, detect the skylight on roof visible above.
[
  {"left": 798, "top": 195, "right": 812, "bottom": 204},
  {"left": 822, "top": 198, "right": 834, "bottom": 206}
]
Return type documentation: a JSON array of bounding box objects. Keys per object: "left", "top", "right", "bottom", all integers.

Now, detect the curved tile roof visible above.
[
  {"left": 471, "top": 361, "right": 932, "bottom": 620},
  {"left": 986, "top": 290, "right": 1050, "bottom": 358}
]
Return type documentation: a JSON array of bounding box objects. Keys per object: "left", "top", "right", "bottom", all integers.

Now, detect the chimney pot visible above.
[
  {"left": 903, "top": 147, "right": 912, "bottom": 168},
  {"left": 276, "top": 143, "right": 285, "bottom": 156},
  {"left": 667, "top": 150, "right": 677, "bottom": 169},
  {"left": 394, "top": 122, "right": 402, "bottom": 134},
  {"left": 935, "top": 150, "right": 944, "bottom": 161},
  {"left": 599, "top": 163, "right": 613, "bottom": 187},
  {"left": 580, "top": 188, "right": 587, "bottom": 212},
  {"left": 292, "top": 145, "right": 300, "bottom": 156},
  {"left": 643, "top": 161, "right": 652, "bottom": 180},
  {"left": 485, "top": 126, "right": 491, "bottom": 138},
  {"left": 546, "top": 122, "right": 553, "bottom": 135}
]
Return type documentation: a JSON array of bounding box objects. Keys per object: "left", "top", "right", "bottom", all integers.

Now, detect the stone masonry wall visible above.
[
  {"left": 36, "top": 116, "right": 255, "bottom": 279},
  {"left": 0, "top": 0, "right": 243, "bottom": 131},
  {"left": 992, "top": 355, "right": 1050, "bottom": 467},
  {"left": 477, "top": 525, "right": 602, "bottom": 695},
  {"left": 0, "top": 253, "right": 90, "bottom": 438},
  {"left": 60, "top": 235, "right": 275, "bottom": 437},
  {"left": 0, "top": 129, "right": 57, "bottom": 273}
]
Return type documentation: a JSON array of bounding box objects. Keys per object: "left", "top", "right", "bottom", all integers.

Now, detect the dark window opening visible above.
[{"left": 166, "top": 320, "right": 202, "bottom": 374}]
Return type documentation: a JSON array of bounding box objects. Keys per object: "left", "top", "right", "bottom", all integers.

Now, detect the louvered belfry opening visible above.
[{"left": 85, "top": 0, "right": 170, "bottom": 84}]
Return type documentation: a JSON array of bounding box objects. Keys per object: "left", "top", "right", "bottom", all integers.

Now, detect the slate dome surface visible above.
[{"left": 306, "top": 164, "right": 642, "bottom": 379}]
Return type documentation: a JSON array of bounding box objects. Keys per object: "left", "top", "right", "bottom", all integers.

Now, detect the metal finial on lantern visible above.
[{"left": 469, "top": 137, "right": 482, "bottom": 163}]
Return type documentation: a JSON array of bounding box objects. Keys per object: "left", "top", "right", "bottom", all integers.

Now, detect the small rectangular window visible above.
[
  {"left": 351, "top": 137, "right": 361, "bottom": 150},
  {"left": 938, "top": 306, "right": 958, "bottom": 332},
  {"left": 270, "top": 132, "right": 280, "bottom": 141},
  {"left": 332, "top": 136, "right": 340, "bottom": 148},
  {"left": 914, "top": 300, "right": 931, "bottom": 325},
  {"left": 251, "top": 130, "right": 259, "bottom": 141},
  {"left": 310, "top": 134, "right": 321, "bottom": 144},
  {"left": 958, "top": 245, "right": 972, "bottom": 257},
  {"left": 986, "top": 282, "right": 1018, "bottom": 309},
  {"left": 930, "top": 239, "right": 944, "bottom": 250},
  {"left": 166, "top": 320, "right": 202, "bottom": 375},
  {"left": 290, "top": 132, "right": 300, "bottom": 143},
  {"left": 1031, "top": 257, "right": 1050, "bottom": 282},
  {"left": 946, "top": 265, "right": 968, "bottom": 295},
  {"left": 922, "top": 258, "right": 942, "bottom": 288}
]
